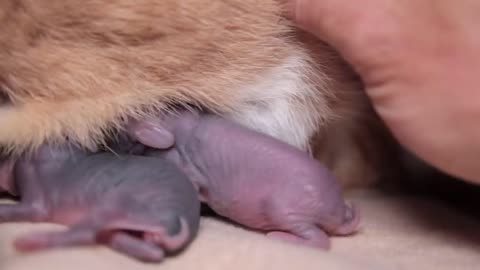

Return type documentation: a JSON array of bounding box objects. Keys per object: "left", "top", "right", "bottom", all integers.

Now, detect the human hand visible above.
[{"left": 287, "top": 0, "right": 480, "bottom": 183}]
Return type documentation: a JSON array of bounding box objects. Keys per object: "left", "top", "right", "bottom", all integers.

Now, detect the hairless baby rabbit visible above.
[
  {"left": 0, "top": 144, "right": 201, "bottom": 262},
  {"left": 129, "top": 110, "right": 361, "bottom": 249}
]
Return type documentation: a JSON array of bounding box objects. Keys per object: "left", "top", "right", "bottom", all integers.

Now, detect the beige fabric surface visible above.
[{"left": 1, "top": 189, "right": 479, "bottom": 270}]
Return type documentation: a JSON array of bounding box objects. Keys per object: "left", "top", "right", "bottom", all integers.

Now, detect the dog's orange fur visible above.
[{"left": 0, "top": 0, "right": 400, "bottom": 188}]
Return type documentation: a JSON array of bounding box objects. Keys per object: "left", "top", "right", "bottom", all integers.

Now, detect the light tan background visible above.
[{"left": 2, "top": 188, "right": 479, "bottom": 270}]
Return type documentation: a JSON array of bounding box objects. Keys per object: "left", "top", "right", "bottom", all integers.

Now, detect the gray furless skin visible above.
[
  {"left": 129, "top": 110, "right": 361, "bottom": 249},
  {"left": 0, "top": 144, "right": 201, "bottom": 262}
]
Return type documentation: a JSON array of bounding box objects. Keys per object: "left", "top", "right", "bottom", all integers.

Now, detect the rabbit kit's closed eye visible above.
[{"left": 0, "top": 0, "right": 399, "bottom": 188}]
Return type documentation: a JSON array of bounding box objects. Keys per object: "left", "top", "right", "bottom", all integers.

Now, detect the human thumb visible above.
[{"left": 286, "top": 0, "right": 389, "bottom": 73}]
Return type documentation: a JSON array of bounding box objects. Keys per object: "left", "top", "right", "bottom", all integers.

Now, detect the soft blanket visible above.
[{"left": 1, "top": 187, "right": 479, "bottom": 270}]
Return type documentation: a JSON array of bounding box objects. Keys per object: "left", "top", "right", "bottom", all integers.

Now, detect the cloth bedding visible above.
[{"left": 1, "top": 188, "right": 479, "bottom": 270}]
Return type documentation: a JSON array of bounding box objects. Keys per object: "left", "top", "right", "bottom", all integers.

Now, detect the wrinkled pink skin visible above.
[
  {"left": 0, "top": 144, "right": 200, "bottom": 262},
  {"left": 129, "top": 110, "right": 361, "bottom": 249}
]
